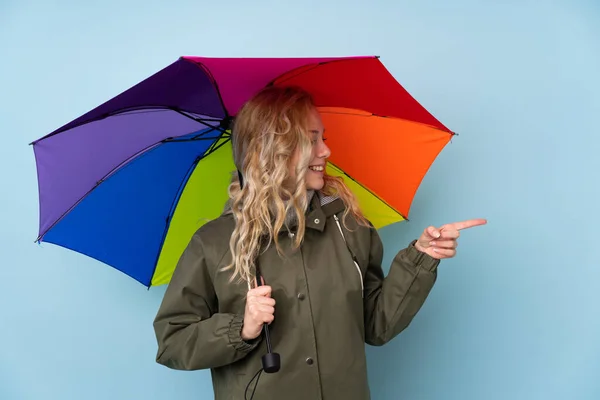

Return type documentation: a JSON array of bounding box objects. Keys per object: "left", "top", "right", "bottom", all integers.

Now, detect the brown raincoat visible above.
[{"left": 153, "top": 192, "right": 439, "bottom": 399}]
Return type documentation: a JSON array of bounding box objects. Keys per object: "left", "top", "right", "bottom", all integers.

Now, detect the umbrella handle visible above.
[{"left": 254, "top": 263, "right": 281, "bottom": 374}]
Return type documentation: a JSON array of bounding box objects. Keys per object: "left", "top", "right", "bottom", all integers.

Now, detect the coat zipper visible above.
[{"left": 333, "top": 214, "right": 364, "bottom": 297}]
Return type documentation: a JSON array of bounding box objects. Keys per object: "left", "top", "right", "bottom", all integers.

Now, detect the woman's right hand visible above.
[{"left": 241, "top": 285, "right": 276, "bottom": 341}]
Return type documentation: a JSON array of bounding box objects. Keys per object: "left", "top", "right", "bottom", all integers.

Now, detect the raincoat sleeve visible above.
[
  {"left": 362, "top": 226, "right": 439, "bottom": 346},
  {"left": 153, "top": 231, "right": 260, "bottom": 370}
]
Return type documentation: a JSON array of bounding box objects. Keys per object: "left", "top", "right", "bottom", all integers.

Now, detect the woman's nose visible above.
[{"left": 317, "top": 141, "right": 331, "bottom": 158}]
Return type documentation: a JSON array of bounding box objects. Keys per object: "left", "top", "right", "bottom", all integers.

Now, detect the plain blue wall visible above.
[{"left": 1, "top": 1, "right": 598, "bottom": 399}]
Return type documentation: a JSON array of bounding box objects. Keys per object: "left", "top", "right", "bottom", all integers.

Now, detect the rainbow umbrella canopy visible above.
[{"left": 31, "top": 55, "right": 453, "bottom": 287}]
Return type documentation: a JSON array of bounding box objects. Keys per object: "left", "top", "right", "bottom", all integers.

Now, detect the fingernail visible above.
[{"left": 430, "top": 241, "right": 436, "bottom": 246}]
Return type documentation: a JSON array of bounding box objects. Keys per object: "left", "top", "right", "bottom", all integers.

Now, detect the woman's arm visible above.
[
  {"left": 153, "top": 232, "right": 260, "bottom": 370},
  {"left": 362, "top": 227, "right": 439, "bottom": 346}
]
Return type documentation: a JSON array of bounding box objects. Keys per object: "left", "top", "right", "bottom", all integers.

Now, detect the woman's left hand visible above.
[{"left": 414, "top": 218, "right": 487, "bottom": 259}]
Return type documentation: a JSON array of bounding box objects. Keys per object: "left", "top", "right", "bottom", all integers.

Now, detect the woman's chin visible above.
[{"left": 306, "top": 177, "right": 325, "bottom": 191}]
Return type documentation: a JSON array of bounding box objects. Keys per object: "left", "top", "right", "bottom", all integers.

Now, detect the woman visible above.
[{"left": 153, "top": 86, "right": 486, "bottom": 399}]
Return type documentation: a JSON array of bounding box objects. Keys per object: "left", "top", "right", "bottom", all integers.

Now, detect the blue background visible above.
[{"left": 1, "top": 1, "right": 599, "bottom": 399}]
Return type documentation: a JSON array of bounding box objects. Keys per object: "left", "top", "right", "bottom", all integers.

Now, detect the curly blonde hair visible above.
[{"left": 223, "top": 86, "right": 367, "bottom": 287}]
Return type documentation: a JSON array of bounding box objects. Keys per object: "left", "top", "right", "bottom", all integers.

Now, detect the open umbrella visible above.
[{"left": 31, "top": 55, "right": 454, "bottom": 288}]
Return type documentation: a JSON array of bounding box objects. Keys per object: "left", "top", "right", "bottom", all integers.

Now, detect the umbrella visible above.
[{"left": 31, "top": 55, "right": 454, "bottom": 288}]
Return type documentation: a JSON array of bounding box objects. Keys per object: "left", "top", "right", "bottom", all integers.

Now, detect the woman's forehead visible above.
[{"left": 308, "top": 109, "right": 324, "bottom": 133}]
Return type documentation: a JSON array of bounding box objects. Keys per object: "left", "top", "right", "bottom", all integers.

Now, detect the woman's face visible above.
[{"left": 290, "top": 108, "right": 331, "bottom": 191}]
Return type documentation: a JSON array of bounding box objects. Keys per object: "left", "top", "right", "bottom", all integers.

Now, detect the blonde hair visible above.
[{"left": 223, "top": 86, "right": 367, "bottom": 287}]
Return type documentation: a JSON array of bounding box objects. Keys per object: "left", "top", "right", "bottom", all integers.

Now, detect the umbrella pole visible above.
[
  {"left": 254, "top": 263, "right": 281, "bottom": 373},
  {"left": 239, "top": 168, "right": 281, "bottom": 374}
]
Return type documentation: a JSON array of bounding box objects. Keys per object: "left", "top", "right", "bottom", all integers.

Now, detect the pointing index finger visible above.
[{"left": 450, "top": 218, "right": 487, "bottom": 231}]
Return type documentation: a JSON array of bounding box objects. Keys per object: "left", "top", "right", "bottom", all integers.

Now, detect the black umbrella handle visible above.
[{"left": 254, "top": 263, "right": 281, "bottom": 374}]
